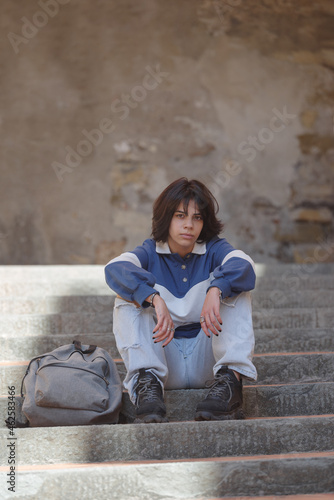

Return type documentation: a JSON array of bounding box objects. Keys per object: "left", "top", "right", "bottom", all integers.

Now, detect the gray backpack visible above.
[{"left": 21, "top": 341, "right": 122, "bottom": 427}]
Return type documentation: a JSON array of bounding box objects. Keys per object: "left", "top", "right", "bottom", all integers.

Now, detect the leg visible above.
[
  {"left": 195, "top": 292, "right": 257, "bottom": 420},
  {"left": 113, "top": 297, "right": 168, "bottom": 403},
  {"left": 163, "top": 335, "right": 216, "bottom": 390},
  {"left": 213, "top": 291, "right": 257, "bottom": 381}
]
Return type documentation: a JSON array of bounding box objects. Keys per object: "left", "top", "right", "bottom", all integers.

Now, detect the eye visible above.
[
  {"left": 176, "top": 213, "right": 185, "bottom": 219},
  {"left": 194, "top": 215, "right": 203, "bottom": 221}
]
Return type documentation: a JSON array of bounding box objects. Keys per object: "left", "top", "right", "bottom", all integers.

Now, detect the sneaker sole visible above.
[
  {"left": 133, "top": 414, "right": 169, "bottom": 424},
  {"left": 195, "top": 408, "right": 245, "bottom": 421}
]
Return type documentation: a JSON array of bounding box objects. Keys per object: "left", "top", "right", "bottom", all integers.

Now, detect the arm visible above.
[
  {"left": 201, "top": 248, "right": 256, "bottom": 337},
  {"left": 208, "top": 249, "right": 256, "bottom": 298},
  {"left": 105, "top": 244, "right": 175, "bottom": 345},
  {"left": 146, "top": 293, "right": 175, "bottom": 347},
  {"left": 104, "top": 244, "right": 158, "bottom": 307}
]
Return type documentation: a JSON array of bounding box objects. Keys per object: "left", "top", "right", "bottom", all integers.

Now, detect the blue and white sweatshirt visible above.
[{"left": 105, "top": 237, "right": 256, "bottom": 338}]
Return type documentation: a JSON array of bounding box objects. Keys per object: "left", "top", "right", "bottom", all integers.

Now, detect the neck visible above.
[{"left": 168, "top": 241, "right": 194, "bottom": 258}]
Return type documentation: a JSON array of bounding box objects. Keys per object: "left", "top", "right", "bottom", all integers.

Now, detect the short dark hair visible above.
[{"left": 151, "top": 178, "right": 224, "bottom": 243}]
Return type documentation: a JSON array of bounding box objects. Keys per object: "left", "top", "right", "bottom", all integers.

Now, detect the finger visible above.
[
  {"left": 162, "top": 328, "right": 175, "bottom": 347},
  {"left": 152, "top": 315, "right": 167, "bottom": 334},
  {"left": 153, "top": 322, "right": 174, "bottom": 341},
  {"left": 200, "top": 320, "right": 211, "bottom": 338},
  {"left": 206, "top": 321, "right": 219, "bottom": 336},
  {"left": 154, "top": 326, "right": 174, "bottom": 342},
  {"left": 153, "top": 331, "right": 168, "bottom": 342},
  {"left": 209, "top": 313, "right": 222, "bottom": 333},
  {"left": 152, "top": 323, "right": 161, "bottom": 334},
  {"left": 211, "top": 303, "right": 223, "bottom": 325},
  {"left": 204, "top": 314, "right": 220, "bottom": 336},
  {"left": 200, "top": 313, "right": 210, "bottom": 338},
  {"left": 153, "top": 327, "right": 167, "bottom": 341},
  {"left": 215, "top": 309, "right": 223, "bottom": 325}
]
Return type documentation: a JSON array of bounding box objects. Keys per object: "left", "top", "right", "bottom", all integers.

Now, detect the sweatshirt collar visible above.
[{"left": 156, "top": 241, "right": 206, "bottom": 255}]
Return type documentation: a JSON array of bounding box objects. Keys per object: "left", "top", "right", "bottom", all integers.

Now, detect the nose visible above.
[{"left": 184, "top": 216, "right": 193, "bottom": 228}]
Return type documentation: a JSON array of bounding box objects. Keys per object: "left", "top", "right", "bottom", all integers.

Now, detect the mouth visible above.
[{"left": 180, "top": 234, "right": 194, "bottom": 239}]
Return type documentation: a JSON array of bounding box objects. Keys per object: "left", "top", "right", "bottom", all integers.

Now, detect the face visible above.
[{"left": 168, "top": 199, "right": 204, "bottom": 257}]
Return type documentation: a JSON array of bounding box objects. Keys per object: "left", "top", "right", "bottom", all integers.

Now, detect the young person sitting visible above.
[{"left": 105, "top": 178, "right": 257, "bottom": 423}]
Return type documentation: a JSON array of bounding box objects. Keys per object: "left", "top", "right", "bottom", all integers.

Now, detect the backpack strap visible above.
[{"left": 73, "top": 340, "right": 97, "bottom": 354}]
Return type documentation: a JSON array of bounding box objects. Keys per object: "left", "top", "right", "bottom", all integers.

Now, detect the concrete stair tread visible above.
[
  {"left": 2, "top": 416, "right": 334, "bottom": 465},
  {"left": 0, "top": 307, "right": 331, "bottom": 317},
  {"left": 2, "top": 383, "right": 334, "bottom": 425},
  {"left": 1, "top": 328, "right": 334, "bottom": 361},
  {"left": 255, "top": 328, "right": 334, "bottom": 353},
  {"left": 8, "top": 449, "right": 334, "bottom": 467},
  {"left": 122, "top": 383, "right": 334, "bottom": 421},
  {"left": 0, "top": 307, "right": 333, "bottom": 334},
  {"left": 1, "top": 277, "right": 333, "bottom": 297},
  {"left": 0, "top": 290, "right": 334, "bottom": 313},
  {"left": 0, "top": 263, "right": 333, "bottom": 498},
  {"left": 1, "top": 453, "right": 333, "bottom": 499},
  {"left": 1, "top": 351, "right": 334, "bottom": 387},
  {"left": 1, "top": 262, "right": 333, "bottom": 276},
  {"left": 0, "top": 295, "right": 115, "bottom": 314}
]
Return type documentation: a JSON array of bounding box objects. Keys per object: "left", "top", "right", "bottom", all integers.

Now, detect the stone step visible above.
[
  {"left": 0, "top": 295, "right": 115, "bottom": 315},
  {"left": 254, "top": 276, "right": 334, "bottom": 290},
  {"left": 0, "top": 307, "right": 333, "bottom": 336},
  {"left": 255, "top": 262, "right": 334, "bottom": 274},
  {"left": 1, "top": 383, "right": 334, "bottom": 426},
  {"left": 1, "top": 263, "right": 333, "bottom": 280},
  {"left": 251, "top": 308, "right": 333, "bottom": 330},
  {"left": 253, "top": 352, "right": 334, "bottom": 385},
  {"left": 1, "top": 415, "right": 333, "bottom": 465},
  {"left": 1, "top": 328, "right": 333, "bottom": 361},
  {"left": 0, "top": 282, "right": 108, "bottom": 298},
  {"left": 0, "top": 275, "right": 333, "bottom": 297},
  {"left": 0, "top": 289, "right": 333, "bottom": 314},
  {"left": 0, "top": 264, "right": 332, "bottom": 500},
  {"left": 0, "top": 312, "right": 114, "bottom": 336},
  {"left": 1, "top": 352, "right": 333, "bottom": 394},
  {"left": 1, "top": 452, "right": 333, "bottom": 500},
  {"left": 0, "top": 265, "right": 107, "bottom": 280},
  {"left": 252, "top": 290, "right": 334, "bottom": 309},
  {"left": 0, "top": 333, "right": 120, "bottom": 361},
  {"left": 4, "top": 489, "right": 329, "bottom": 500},
  {"left": 1, "top": 473, "right": 332, "bottom": 500},
  {"left": 0, "top": 263, "right": 332, "bottom": 296},
  {"left": 255, "top": 329, "right": 334, "bottom": 354},
  {"left": 123, "top": 383, "right": 334, "bottom": 422}
]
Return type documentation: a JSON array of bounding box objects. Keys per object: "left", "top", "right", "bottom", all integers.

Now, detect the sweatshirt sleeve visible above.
[
  {"left": 208, "top": 249, "right": 256, "bottom": 299},
  {"left": 104, "top": 244, "right": 158, "bottom": 307}
]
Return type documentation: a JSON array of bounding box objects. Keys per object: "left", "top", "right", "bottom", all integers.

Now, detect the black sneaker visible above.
[
  {"left": 195, "top": 366, "right": 244, "bottom": 421},
  {"left": 133, "top": 369, "right": 168, "bottom": 423}
]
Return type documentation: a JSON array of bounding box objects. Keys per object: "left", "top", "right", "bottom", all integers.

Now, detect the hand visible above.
[
  {"left": 200, "top": 287, "right": 223, "bottom": 338},
  {"left": 147, "top": 294, "right": 175, "bottom": 347}
]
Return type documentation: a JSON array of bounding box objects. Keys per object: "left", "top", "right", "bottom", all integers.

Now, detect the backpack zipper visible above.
[{"left": 36, "top": 362, "right": 110, "bottom": 386}]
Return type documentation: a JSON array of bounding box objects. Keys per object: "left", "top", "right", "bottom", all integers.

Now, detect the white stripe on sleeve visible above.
[
  {"left": 106, "top": 252, "right": 142, "bottom": 268},
  {"left": 221, "top": 250, "right": 255, "bottom": 271}
]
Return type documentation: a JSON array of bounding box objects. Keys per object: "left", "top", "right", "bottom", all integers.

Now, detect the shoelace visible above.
[
  {"left": 205, "top": 373, "right": 233, "bottom": 401},
  {"left": 136, "top": 375, "right": 162, "bottom": 403}
]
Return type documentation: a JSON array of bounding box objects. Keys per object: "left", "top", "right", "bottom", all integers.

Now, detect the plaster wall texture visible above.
[{"left": 1, "top": 0, "right": 334, "bottom": 265}]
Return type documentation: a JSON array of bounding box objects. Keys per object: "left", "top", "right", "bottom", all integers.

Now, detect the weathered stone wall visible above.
[{"left": 1, "top": 0, "right": 334, "bottom": 264}]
